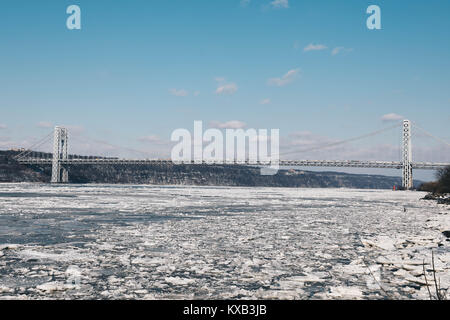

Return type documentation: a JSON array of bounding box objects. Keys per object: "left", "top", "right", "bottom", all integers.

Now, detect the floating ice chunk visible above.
[
  {"left": 134, "top": 289, "right": 148, "bottom": 294},
  {"left": 36, "top": 282, "right": 67, "bottom": 293},
  {"left": 340, "top": 263, "right": 367, "bottom": 275},
  {"left": 282, "top": 274, "right": 326, "bottom": 284},
  {"left": 157, "top": 265, "right": 176, "bottom": 273},
  {"left": 405, "top": 266, "right": 424, "bottom": 277},
  {"left": 0, "top": 295, "right": 28, "bottom": 300},
  {"left": 402, "top": 260, "right": 427, "bottom": 266},
  {"left": 131, "top": 257, "right": 166, "bottom": 265},
  {"left": 328, "top": 286, "right": 363, "bottom": 299},
  {"left": 361, "top": 236, "right": 396, "bottom": 250},
  {"left": 376, "top": 254, "right": 427, "bottom": 267},
  {"left": 153, "top": 282, "right": 168, "bottom": 289},
  {"left": 277, "top": 277, "right": 306, "bottom": 290},
  {"left": 18, "top": 249, "right": 88, "bottom": 262},
  {"left": 0, "top": 286, "right": 14, "bottom": 294},
  {"left": 0, "top": 244, "right": 21, "bottom": 250},
  {"left": 411, "top": 286, "right": 436, "bottom": 300},
  {"left": 15, "top": 268, "right": 29, "bottom": 274},
  {"left": 108, "top": 276, "right": 121, "bottom": 284},
  {"left": 164, "top": 277, "right": 195, "bottom": 286},
  {"left": 257, "top": 289, "right": 302, "bottom": 299},
  {"left": 401, "top": 264, "right": 417, "bottom": 271},
  {"left": 436, "top": 252, "right": 450, "bottom": 265},
  {"left": 143, "top": 293, "right": 157, "bottom": 300},
  {"left": 375, "top": 255, "right": 404, "bottom": 265},
  {"left": 100, "top": 290, "right": 111, "bottom": 297},
  {"left": 393, "top": 268, "right": 411, "bottom": 278},
  {"left": 394, "top": 268, "right": 438, "bottom": 286}
]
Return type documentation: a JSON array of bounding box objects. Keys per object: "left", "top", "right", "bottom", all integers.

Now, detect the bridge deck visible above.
[{"left": 16, "top": 158, "right": 450, "bottom": 170}]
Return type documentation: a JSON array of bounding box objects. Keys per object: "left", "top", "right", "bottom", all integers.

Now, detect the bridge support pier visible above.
[
  {"left": 51, "top": 126, "right": 69, "bottom": 183},
  {"left": 402, "top": 120, "right": 413, "bottom": 190}
]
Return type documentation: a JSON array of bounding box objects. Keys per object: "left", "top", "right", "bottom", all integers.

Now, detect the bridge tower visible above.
[
  {"left": 402, "top": 120, "right": 413, "bottom": 190},
  {"left": 51, "top": 126, "right": 69, "bottom": 183}
]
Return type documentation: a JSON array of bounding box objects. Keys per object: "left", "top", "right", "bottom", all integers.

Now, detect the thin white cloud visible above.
[
  {"left": 260, "top": 98, "right": 271, "bottom": 105},
  {"left": 331, "top": 47, "right": 354, "bottom": 56},
  {"left": 138, "top": 135, "right": 165, "bottom": 145},
  {"left": 64, "top": 125, "right": 85, "bottom": 135},
  {"left": 209, "top": 120, "right": 247, "bottom": 129},
  {"left": 216, "top": 83, "right": 238, "bottom": 95},
  {"left": 0, "top": 138, "right": 27, "bottom": 149},
  {"left": 37, "top": 121, "right": 53, "bottom": 129},
  {"left": 169, "top": 88, "right": 188, "bottom": 97},
  {"left": 0, "top": 136, "right": 56, "bottom": 153},
  {"left": 193, "top": 91, "right": 200, "bottom": 97},
  {"left": 381, "top": 113, "right": 404, "bottom": 122},
  {"left": 304, "top": 43, "right": 328, "bottom": 52},
  {"left": 0, "top": 124, "right": 6, "bottom": 129},
  {"left": 284, "top": 131, "right": 330, "bottom": 148},
  {"left": 268, "top": 68, "right": 300, "bottom": 87},
  {"left": 271, "top": 0, "right": 289, "bottom": 8}
]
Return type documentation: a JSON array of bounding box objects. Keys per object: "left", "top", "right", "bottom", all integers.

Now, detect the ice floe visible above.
[{"left": 0, "top": 184, "right": 448, "bottom": 299}]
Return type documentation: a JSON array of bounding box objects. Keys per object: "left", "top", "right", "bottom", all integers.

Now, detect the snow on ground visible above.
[{"left": 0, "top": 183, "right": 448, "bottom": 299}]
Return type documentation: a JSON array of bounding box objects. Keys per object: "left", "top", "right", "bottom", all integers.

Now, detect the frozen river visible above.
[{"left": 0, "top": 183, "right": 448, "bottom": 299}]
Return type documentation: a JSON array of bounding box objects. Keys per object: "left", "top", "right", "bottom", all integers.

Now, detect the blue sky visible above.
[{"left": 0, "top": 0, "right": 449, "bottom": 180}]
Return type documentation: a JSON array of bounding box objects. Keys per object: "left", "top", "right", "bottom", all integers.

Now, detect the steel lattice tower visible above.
[
  {"left": 402, "top": 120, "right": 413, "bottom": 190},
  {"left": 51, "top": 126, "right": 69, "bottom": 183}
]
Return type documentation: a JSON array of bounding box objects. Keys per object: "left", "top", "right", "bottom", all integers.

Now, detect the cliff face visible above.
[{"left": 0, "top": 150, "right": 405, "bottom": 189}]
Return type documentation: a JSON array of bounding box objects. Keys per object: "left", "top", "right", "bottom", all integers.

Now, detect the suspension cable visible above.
[
  {"left": 280, "top": 122, "right": 402, "bottom": 156},
  {"left": 411, "top": 122, "right": 450, "bottom": 148},
  {"left": 14, "top": 131, "right": 54, "bottom": 160},
  {"left": 70, "top": 135, "right": 155, "bottom": 159}
]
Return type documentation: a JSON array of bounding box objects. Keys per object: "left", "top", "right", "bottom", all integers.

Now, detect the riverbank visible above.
[{"left": 422, "top": 193, "right": 450, "bottom": 205}]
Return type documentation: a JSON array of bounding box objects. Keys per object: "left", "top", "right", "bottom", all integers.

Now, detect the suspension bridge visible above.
[{"left": 12, "top": 120, "right": 450, "bottom": 189}]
